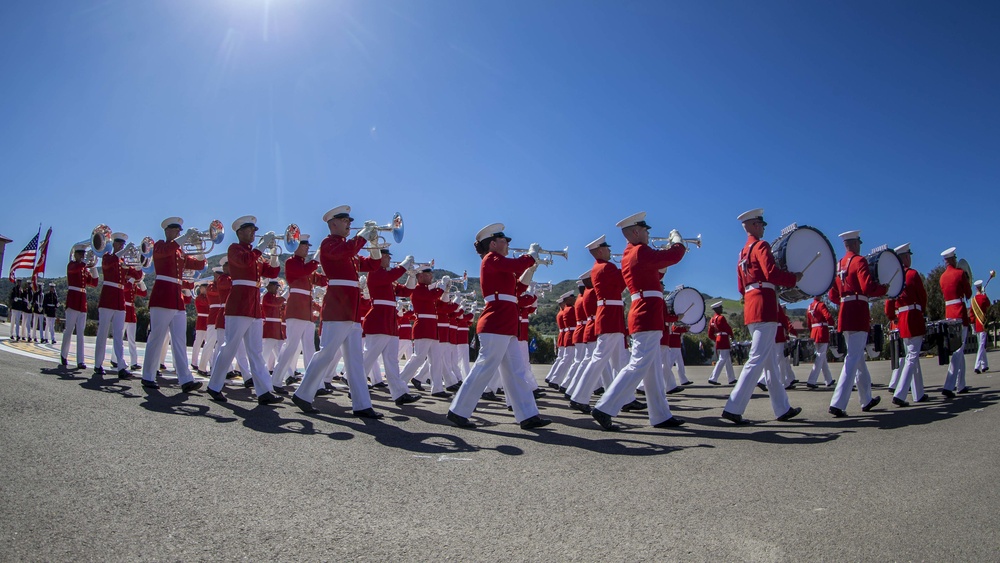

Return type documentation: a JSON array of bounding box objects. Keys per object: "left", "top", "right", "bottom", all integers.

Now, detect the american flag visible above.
[
  {"left": 8, "top": 230, "right": 40, "bottom": 282},
  {"left": 32, "top": 227, "right": 53, "bottom": 284}
]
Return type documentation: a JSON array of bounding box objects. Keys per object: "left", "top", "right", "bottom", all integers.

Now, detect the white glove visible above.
[
  {"left": 399, "top": 255, "right": 416, "bottom": 272},
  {"left": 440, "top": 289, "right": 453, "bottom": 303},
  {"left": 356, "top": 223, "right": 378, "bottom": 242},
  {"left": 519, "top": 264, "right": 537, "bottom": 286},
  {"left": 668, "top": 229, "right": 683, "bottom": 245},
  {"left": 269, "top": 254, "right": 280, "bottom": 268},
  {"left": 405, "top": 272, "right": 417, "bottom": 290},
  {"left": 527, "top": 242, "right": 542, "bottom": 263},
  {"left": 89, "top": 267, "right": 99, "bottom": 279},
  {"left": 441, "top": 275, "right": 452, "bottom": 292},
  {"left": 138, "top": 281, "right": 147, "bottom": 292}
]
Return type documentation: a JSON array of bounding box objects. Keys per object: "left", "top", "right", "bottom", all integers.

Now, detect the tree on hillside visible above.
[{"left": 924, "top": 265, "right": 946, "bottom": 321}]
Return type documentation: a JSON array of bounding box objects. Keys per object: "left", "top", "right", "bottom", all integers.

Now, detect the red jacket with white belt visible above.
[
  {"left": 284, "top": 255, "right": 327, "bottom": 321},
  {"left": 317, "top": 234, "right": 377, "bottom": 322},
  {"left": 476, "top": 252, "right": 536, "bottom": 337},
  {"left": 940, "top": 264, "right": 972, "bottom": 326},
  {"left": 829, "top": 251, "right": 886, "bottom": 332},
  {"left": 622, "top": 241, "right": 685, "bottom": 334},
  {"left": 65, "top": 261, "right": 98, "bottom": 313},
  {"left": 591, "top": 259, "right": 626, "bottom": 336},
  {"left": 737, "top": 234, "right": 796, "bottom": 325},
  {"left": 708, "top": 313, "right": 732, "bottom": 350},
  {"left": 98, "top": 253, "right": 141, "bottom": 311},
  {"left": 148, "top": 240, "right": 206, "bottom": 310},
  {"left": 262, "top": 292, "right": 286, "bottom": 339},
  {"left": 410, "top": 284, "right": 444, "bottom": 340},
  {"left": 891, "top": 268, "right": 926, "bottom": 338},
  {"left": 124, "top": 279, "right": 145, "bottom": 324},
  {"left": 194, "top": 292, "right": 210, "bottom": 330},
  {"left": 362, "top": 265, "right": 408, "bottom": 336},
  {"left": 806, "top": 298, "right": 832, "bottom": 344},
  {"left": 225, "top": 243, "right": 280, "bottom": 319}
]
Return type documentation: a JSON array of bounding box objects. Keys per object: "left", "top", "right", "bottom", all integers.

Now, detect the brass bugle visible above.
[{"left": 510, "top": 246, "right": 569, "bottom": 266}]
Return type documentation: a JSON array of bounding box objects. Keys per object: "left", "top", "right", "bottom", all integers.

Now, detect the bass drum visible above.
[
  {"left": 688, "top": 315, "right": 707, "bottom": 335},
  {"left": 665, "top": 286, "right": 705, "bottom": 326},
  {"left": 866, "top": 248, "right": 905, "bottom": 298},
  {"left": 771, "top": 225, "right": 837, "bottom": 303}
]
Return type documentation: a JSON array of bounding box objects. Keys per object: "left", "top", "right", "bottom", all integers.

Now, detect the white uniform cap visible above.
[
  {"left": 975, "top": 279, "right": 983, "bottom": 287},
  {"left": 111, "top": 232, "right": 128, "bottom": 242},
  {"left": 219, "top": 256, "right": 229, "bottom": 266},
  {"left": 73, "top": 243, "right": 88, "bottom": 252},
  {"left": 711, "top": 301, "right": 723, "bottom": 309},
  {"left": 616, "top": 212, "right": 649, "bottom": 229},
  {"left": 559, "top": 291, "right": 576, "bottom": 301},
  {"left": 232, "top": 215, "right": 257, "bottom": 232},
  {"left": 578, "top": 270, "right": 592, "bottom": 281},
  {"left": 475, "top": 223, "right": 510, "bottom": 244},
  {"left": 585, "top": 235, "right": 609, "bottom": 250},
  {"left": 322, "top": 205, "right": 353, "bottom": 223},
  {"left": 737, "top": 208, "right": 765, "bottom": 224},
  {"left": 941, "top": 246, "right": 957, "bottom": 259},
  {"left": 161, "top": 217, "right": 183, "bottom": 230},
  {"left": 894, "top": 243, "right": 911, "bottom": 255},
  {"left": 839, "top": 230, "right": 861, "bottom": 241},
  {"left": 48, "top": 282, "right": 56, "bottom": 287},
  {"left": 212, "top": 266, "right": 223, "bottom": 274},
  {"left": 298, "top": 234, "right": 312, "bottom": 245}
]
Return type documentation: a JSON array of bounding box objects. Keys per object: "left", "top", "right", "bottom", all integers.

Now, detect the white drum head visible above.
[
  {"left": 783, "top": 228, "right": 836, "bottom": 298},
  {"left": 688, "top": 316, "right": 707, "bottom": 334},
  {"left": 872, "top": 251, "right": 904, "bottom": 298},
  {"left": 667, "top": 287, "right": 705, "bottom": 325}
]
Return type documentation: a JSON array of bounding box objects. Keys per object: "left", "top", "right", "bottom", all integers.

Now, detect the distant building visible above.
[{"left": 0, "top": 233, "right": 12, "bottom": 273}]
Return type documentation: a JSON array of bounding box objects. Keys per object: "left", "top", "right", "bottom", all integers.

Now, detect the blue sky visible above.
[{"left": 2, "top": 0, "right": 998, "bottom": 300}]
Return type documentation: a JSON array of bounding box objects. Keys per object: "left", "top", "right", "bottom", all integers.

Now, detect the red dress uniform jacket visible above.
[
  {"left": 555, "top": 308, "right": 565, "bottom": 347},
  {"left": 660, "top": 305, "right": 679, "bottom": 346},
  {"left": 940, "top": 264, "right": 972, "bottom": 326},
  {"left": 456, "top": 312, "right": 472, "bottom": 346},
  {"left": 667, "top": 324, "right": 687, "bottom": 348},
  {"left": 318, "top": 234, "right": 376, "bottom": 322},
  {"left": 65, "top": 261, "right": 98, "bottom": 313},
  {"left": 775, "top": 308, "right": 794, "bottom": 343},
  {"left": 708, "top": 313, "right": 732, "bottom": 350},
  {"left": 572, "top": 294, "right": 587, "bottom": 345},
  {"left": 806, "top": 298, "right": 832, "bottom": 344},
  {"left": 892, "top": 268, "right": 927, "bottom": 339},
  {"left": 124, "top": 280, "right": 145, "bottom": 324},
  {"left": 622, "top": 241, "right": 686, "bottom": 334},
  {"left": 225, "top": 243, "right": 280, "bottom": 319},
  {"left": 563, "top": 304, "right": 577, "bottom": 346},
  {"left": 829, "top": 251, "right": 887, "bottom": 332},
  {"left": 194, "top": 292, "right": 210, "bottom": 330},
  {"left": 363, "top": 265, "right": 408, "bottom": 336},
  {"left": 262, "top": 293, "right": 286, "bottom": 339},
  {"left": 476, "top": 252, "right": 536, "bottom": 337},
  {"left": 737, "top": 235, "right": 797, "bottom": 324},
  {"left": 884, "top": 299, "right": 898, "bottom": 332},
  {"left": 410, "top": 284, "right": 445, "bottom": 340},
  {"left": 591, "top": 259, "right": 627, "bottom": 336},
  {"left": 216, "top": 275, "right": 232, "bottom": 330},
  {"left": 205, "top": 282, "right": 221, "bottom": 327},
  {"left": 285, "top": 255, "right": 327, "bottom": 321},
  {"left": 581, "top": 288, "right": 597, "bottom": 343},
  {"left": 398, "top": 310, "right": 414, "bottom": 341},
  {"left": 148, "top": 240, "right": 206, "bottom": 310},
  {"left": 357, "top": 298, "right": 372, "bottom": 327},
  {"left": 518, "top": 293, "right": 537, "bottom": 342},
  {"left": 972, "top": 293, "right": 990, "bottom": 332},
  {"left": 98, "top": 253, "right": 141, "bottom": 311},
  {"left": 437, "top": 300, "right": 459, "bottom": 343}
]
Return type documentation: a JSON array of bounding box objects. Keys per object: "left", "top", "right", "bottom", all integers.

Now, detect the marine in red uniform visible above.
[
  {"left": 888, "top": 243, "right": 928, "bottom": 405},
  {"left": 94, "top": 233, "right": 143, "bottom": 377},
  {"left": 261, "top": 280, "right": 286, "bottom": 374},
  {"left": 60, "top": 245, "right": 98, "bottom": 368},
  {"left": 971, "top": 279, "right": 991, "bottom": 374},
  {"left": 190, "top": 284, "right": 211, "bottom": 373},
  {"left": 197, "top": 268, "right": 223, "bottom": 375},
  {"left": 939, "top": 247, "right": 973, "bottom": 396},
  {"left": 722, "top": 208, "right": 801, "bottom": 425},
  {"left": 398, "top": 265, "right": 449, "bottom": 396},
  {"left": 707, "top": 302, "right": 736, "bottom": 385},
  {"left": 591, "top": 212, "right": 687, "bottom": 430},
  {"left": 124, "top": 277, "right": 146, "bottom": 370},
  {"left": 271, "top": 235, "right": 326, "bottom": 386},
  {"left": 805, "top": 296, "right": 835, "bottom": 388},
  {"left": 545, "top": 292, "right": 577, "bottom": 388}
]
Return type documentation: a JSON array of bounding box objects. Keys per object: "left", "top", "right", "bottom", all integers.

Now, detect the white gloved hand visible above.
[
  {"left": 441, "top": 275, "right": 452, "bottom": 292},
  {"left": 405, "top": 272, "right": 417, "bottom": 290},
  {"left": 269, "top": 254, "right": 280, "bottom": 268},
  {"left": 89, "top": 267, "right": 99, "bottom": 279},
  {"left": 399, "top": 255, "right": 416, "bottom": 272},
  {"left": 668, "top": 229, "right": 683, "bottom": 245},
  {"left": 527, "top": 242, "right": 542, "bottom": 263},
  {"left": 518, "top": 264, "right": 537, "bottom": 286},
  {"left": 356, "top": 222, "right": 378, "bottom": 242},
  {"left": 138, "top": 280, "right": 147, "bottom": 292}
]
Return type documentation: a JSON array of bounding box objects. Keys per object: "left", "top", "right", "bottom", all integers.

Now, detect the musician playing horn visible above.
[
  {"left": 590, "top": 211, "right": 687, "bottom": 430},
  {"left": 93, "top": 232, "right": 143, "bottom": 378},
  {"left": 141, "top": 217, "right": 206, "bottom": 392},
  {"left": 707, "top": 301, "right": 736, "bottom": 386},
  {"left": 939, "top": 247, "right": 972, "bottom": 397},
  {"left": 721, "top": 208, "right": 802, "bottom": 425},
  {"left": 61, "top": 245, "right": 98, "bottom": 369},
  {"left": 887, "top": 243, "right": 929, "bottom": 406},
  {"left": 270, "top": 235, "right": 325, "bottom": 388},
  {"left": 972, "top": 279, "right": 990, "bottom": 374}
]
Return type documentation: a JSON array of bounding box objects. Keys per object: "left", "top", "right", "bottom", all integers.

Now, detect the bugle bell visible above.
[
  {"left": 650, "top": 232, "right": 702, "bottom": 250},
  {"left": 177, "top": 219, "right": 225, "bottom": 259},
  {"left": 510, "top": 246, "right": 569, "bottom": 266},
  {"left": 91, "top": 224, "right": 113, "bottom": 257}
]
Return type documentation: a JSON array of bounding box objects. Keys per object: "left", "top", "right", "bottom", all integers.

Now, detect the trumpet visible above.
[
  {"left": 257, "top": 224, "right": 300, "bottom": 258},
  {"left": 351, "top": 212, "right": 405, "bottom": 259},
  {"left": 650, "top": 232, "right": 702, "bottom": 250},
  {"left": 610, "top": 253, "right": 623, "bottom": 264},
  {"left": 394, "top": 258, "right": 435, "bottom": 272},
  {"left": 510, "top": 246, "right": 570, "bottom": 266},
  {"left": 530, "top": 282, "right": 553, "bottom": 296},
  {"left": 138, "top": 236, "right": 157, "bottom": 274},
  {"left": 120, "top": 242, "right": 152, "bottom": 272},
  {"left": 91, "top": 224, "right": 113, "bottom": 257},
  {"left": 176, "top": 219, "right": 225, "bottom": 257},
  {"left": 68, "top": 240, "right": 98, "bottom": 268}
]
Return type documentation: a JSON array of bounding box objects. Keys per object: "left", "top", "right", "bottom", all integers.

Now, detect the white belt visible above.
[
  {"left": 521, "top": 319, "right": 529, "bottom": 323},
  {"left": 197, "top": 313, "right": 208, "bottom": 317},
  {"left": 576, "top": 321, "right": 584, "bottom": 326},
  {"left": 289, "top": 288, "right": 311, "bottom": 296},
  {"left": 484, "top": 293, "right": 517, "bottom": 303},
  {"left": 372, "top": 299, "right": 396, "bottom": 307},
  {"left": 716, "top": 332, "right": 730, "bottom": 336},
  {"left": 811, "top": 323, "right": 827, "bottom": 327},
  {"left": 417, "top": 314, "right": 436, "bottom": 319},
  {"left": 264, "top": 317, "right": 282, "bottom": 322},
  {"left": 896, "top": 305, "right": 922, "bottom": 314},
  {"left": 630, "top": 290, "right": 663, "bottom": 301},
  {"left": 155, "top": 275, "right": 181, "bottom": 284},
  {"left": 458, "top": 327, "right": 468, "bottom": 331},
  {"left": 437, "top": 323, "right": 449, "bottom": 327},
  {"left": 744, "top": 282, "right": 776, "bottom": 292},
  {"left": 102, "top": 281, "right": 123, "bottom": 289},
  {"left": 587, "top": 316, "right": 595, "bottom": 321},
  {"left": 232, "top": 280, "right": 258, "bottom": 287},
  {"left": 210, "top": 304, "right": 223, "bottom": 309},
  {"left": 598, "top": 299, "right": 623, "bottom": 306},
  {"left": 328, "top": 279, "right": 359, "bottom": 288},
  {"left": 945, "top": 299, "right": 963, "bottom": 306},
  {"left": 125, "top": 303, "right": 134, "bottom": 308},
  {"left": 400, "top": 324, "right": 412, "bottom": 328},
  {"left": 68, "top": 286, "right": 85, "bottom": 293},
  {"left": 449, "top": 325, "right": 457, "bottom": 329},
  {"left": 841, "top": 295, "right": 868, "bottom": 303}
]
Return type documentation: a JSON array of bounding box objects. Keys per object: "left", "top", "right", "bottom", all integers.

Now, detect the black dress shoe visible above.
[
  {"left": 784, "top": 382, "right": 796, "bottom": 390},
  {"left": 181, "top": 381, "right": 203, "bottom": 393},
  {"left": 207, "top": 389, "right": 227, "bottom": 402},
  {"left": 826, "top": 381, "right": 836, "bottom": 388},
  {"left": 887, "top": 387, "right": 895, "bottom": 393},
  {"left": 958, "top": 386, "right": 971, "bottom": 394},
  {"left": 520, "top": 415, "right": 552, "bottom": 430},
  {"left": 94, "top": 367, "right": 106, "bottom": 376},
  {"left": 159, "top": 363, "right": 166, "bottom": 370},
  {"left": 445, "top": 383, "right": 462, "bottom": 393},
  {"left": 77, "top": 363, "right": 87, "bottom": 370},
  {"left": 861, "top": 396, "right": 881, "bottom": 412},
  {"left": 756, "top": 383, "right": 767, "bottom": 391},
  {"left": 722, "top": 410, "right": 748, "bottom": 425},
  {"left": 666, "top": 387, "right": 683, "bottom": 394},
  {"left": 257, "top": 392, "right": 284, "bottom": 405},
  {"left": 272, "top": 387, "right": 289, "bottom": 395},
  {"left": 915, "top": 394, "right": 930, "bottom": 403},
  {"left": 60, "top": 356, "right": 68, "bottom": 367},
  {"left": 410, "top": 378, "right": 425, "bottom": 391},
  {"left": 974, "top": 369, "right": 982, "bottom": 374},
  {"left": 131, "top": 364, "right": 141, "bottom": 371},
  {"left": 141, "top": 379, "right": 160, "bottom": 390},
  {"left": 395, "top": 392, "right": 421, "bottom": 406},
  {"left": 942, "top": 389, "right": 956, "bottom": 398},
  {"left": 532, "top": 388, "right": 545, "bottom": 399},
  {"left": 481, "top": 391, "right": 499, "bottom": 401},
  {"left": 593, "top": 387, "right": 604, "bottom": 396},
  {"left": 707, "top": 380, "right": 721, "bottom": 386},
  {"left": 292, "top": 395, "right": 319, "bottom": 413},
  {"left": 682, "top": 381, "right": 693, "bottom": 386},
  {"left": 892, "top": 397, "right": 909, "bottom": 407},
  {"left": 806, "top": 383, "right": 818, "bottom": 389},
  {"left": 447, "top": 410, "right": 475, "bottom": 428},
  {"left": 653, "top": 417, "right": 685, "bottom": 428},
  {"left": 316, "top": 384, "right": 334, "bottom": 396},
  {"left": 243, "top": 378, "right": 254, "bottom": 389},
  {"left": 226, "top": 371, "right": 239, "bottom": 380},
  {"left": 117, "top": 369, "right": 133, "bottom": 380},
  {"left": 110, "top": 361, "right": 117, "bottom": 368},
  {"left": 635, "top": 388, "right": 645, "bottom": 396},
  {"left": 621, "top": 399, "right": 647, "bottom": 412},
  {"left": 569, "top": 400, "right": 592, "bottom": 414},
  {"left": 591, "top": 409, "right": 617, "bottom": 431},
  {"left": 372, "top": 381, "right": 388, "bottom": 389},
  {"left": 547, "top": 381, "right": 560, "bottom": 390},
  {"left": 431, "top": 391, "right": 453, "bottom": 399},
  {"left": 353, "top": 407, "right": 383, "bottom": 419},
  {"left": 558, "top": 386, "right": 567, "bottom": 394},
  {"left": 777, "top": 406, "right": 802, "bottom": 421},
  {"left": 563, "top": 393, "right": 571, "bottom": 401},
  {"left": 829, "top": 406, "right": 847, "bottom": 418}
]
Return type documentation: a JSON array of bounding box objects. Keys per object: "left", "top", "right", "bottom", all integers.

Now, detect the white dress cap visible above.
[
  {"left": 839, "top": 230, "right": 861, "bottom": 241},
  {"left": 475, "top": 223, "right": 510, "bottom": 244},
  {"left": 585, "top": 235, "right": 609, "bottom": 250},
  {"left": 559, "top": 291, "right": 576, "bottom": 301},
  {"left": 298, "top": 234, "right": 311, "bottom": 245},
  {"left": 219, "top": 256, "right": 229, "bottom": 266},
  {"left": 737, "top": 208, "right": 765, "bottom": 223},
  {"left": 711, "top": 301, "right": 723, "bottom": 309},
  {"left": 616, "top": 212, "right": 649, "bottom": 229},
  {"left": 578, "top": 270, "right": 592, "bottom": 281},
  {"left": 894, "top": 243, "right": 911, "bottom": 255},
  {"left": 974, "top": 279, "right": 983, "bottom": 287},
  {"left": 231, "top": 215, "right": 257, "bottom": 232},
  {"left": 111, "top": 232, "right": 128, "bottom": 242},
  {"left": 161, "top": 216, "right": 184, "bottom": 230},
  {"left": 212, "top": 266, "right": 223, "bottom": 274},
  {"left": 322, "top": 205, "right": 353, "bottom": 223},
  {"left": 941, "top": 247, "right": 957, "bottom": 259}
]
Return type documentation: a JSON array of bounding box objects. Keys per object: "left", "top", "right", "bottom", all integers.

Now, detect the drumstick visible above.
[
  {"left": 886, "top": 269, "right": 900, "bottom": 287},
  {"left": 800, "top": 252, "right": 822, "bottom": 275}
]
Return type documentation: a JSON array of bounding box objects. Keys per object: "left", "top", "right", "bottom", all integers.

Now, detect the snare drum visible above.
[
  {"left": 866, "top": 248, "right": 905, "bottom": 298},
  {"left": 771, "top": 224, "right": 837, "bottom": 303},
  {"left": 665, "top": 286, "right": 705, "bottom": 326}
]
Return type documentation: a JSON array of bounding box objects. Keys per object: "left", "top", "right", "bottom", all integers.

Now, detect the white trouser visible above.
[
  {"left": 661, "top": 345, "right": 678, "bottom": 391},
  {"left": 807, "top": 343, "right": 834, "bottom": 385},
  {"left": 94, "top": 307, "right": 125, "bottom": 370},
  {"left": 893, "top": 336, "right": 925, "bottom": 402},
  {"left": 502, "top": 340, "right": 538, "bottom": 407},
  {"left": 262, "top": 338, "right": 283, "bottom": 371},
  {"left": 399, "top": 338, "right": 435, "bottom": 386},
  {"left": 449, "top": 333, "right": 540, "bottom": 423},
  {"left": 142, "top": 308, "right": 195, "bottom": 385},
  {"left": 60, "top": 309, "right": 87, "bottom": 364},
  {"left": 125, "top": 322, "right": 138, "bottom": 367},
  {"left": 559, "top": 344, "right": 586, "bottom": 388},
  {"left": 398, "top": 339, "right": 413, "bottom": 361},
  {"left": 208, "top": 316, "right": 274, "bottom": 396},
  {"left": 191, "top": 329, "right": 208, "bottom": 368},
  {"left": 831, "top": 331, "right": 874, "bottom": 411},
  {"left": 197, "top": 325, "right": 218, "bottom": 373},
  {"left": 710, "top": 349, "right": 736, "bottom": 383},
  {"left": 363, "top": 333, "right": 410, "bottom": 400},
  {"left": 10, "top": 310, "right": 22, "bottom": 338},
  {"left": 545, "top": 347, "right": 566, "bottom": 381},
  {"left": 594, "top": 331, "right": 672, "bottom": 425},
  {"left": 725, "top": 322, "right": 791, "bottom": 417},
  {"left": 975, "top": 331, "right": 988, "bottom": 371},
  {"left": 211, "top": 327, "right": 251, "bottom": 375},
  {"left": 759, "top": 347, "right": 791, "bottom": 385},
  {"left": 446, "top": 344, "right": 465, "bottom": 386},
  {"left": 460, "top": 343, "right": 471, "bottom": 379},
  {"left": 944, "top": 326, "right": 968, "bottom": 391},
  {"left": 295, "top": 321, "right": 372, "bottom": 411},
  {"left": 45, "top": 316, "right": 57, "bottom": 342},
  {"left": 671, "top": 346, "right": 689, "bottom": 384},
  {"left": 271, "top": 318, "right": 316, "bottom": 384},
  {"left": 566, "top": 342, "right": 596, "bottom": 393},
  {"left": 323, "top": 347, "right": 344, "bottom": 384},
  {"left": 23, "top": 313, "right": 33, "bottom": 338},
  {"left": 570, "top": 333, "right": 625, "bottom": 404}
]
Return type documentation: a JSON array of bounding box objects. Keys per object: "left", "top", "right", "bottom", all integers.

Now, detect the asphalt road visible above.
[{"left": 1, "top": 343, "right": 998, "bottom": 562}]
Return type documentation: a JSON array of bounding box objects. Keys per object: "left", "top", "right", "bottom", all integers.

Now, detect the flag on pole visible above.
[
  {"left": 31, "top": 227, "right": 53, "bottom": 286},
  {"left": 8, "top": 229, "right": 40, "bottom": 282}
]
